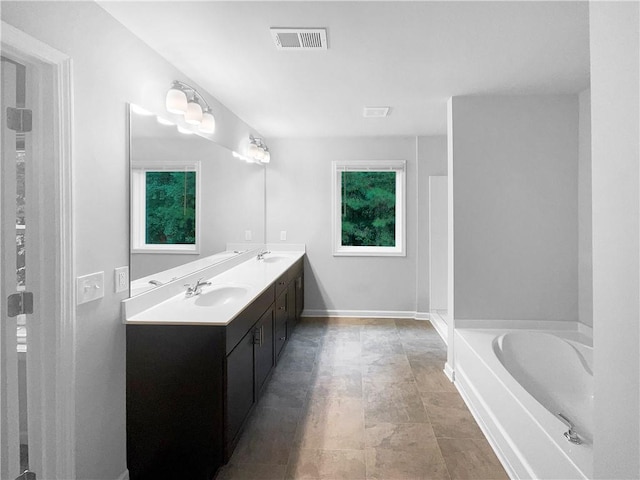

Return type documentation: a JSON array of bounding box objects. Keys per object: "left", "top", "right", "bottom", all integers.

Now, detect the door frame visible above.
[{"left": 1, "top": 21, "right": 75, "bottom": 478}]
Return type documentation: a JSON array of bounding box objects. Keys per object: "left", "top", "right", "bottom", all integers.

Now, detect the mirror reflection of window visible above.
[
  {"left": 145, "top": 171, "right": 196, "bottom": 245},
  {"left": 131, "top": 161, "right": 200, "bottom": 254}
]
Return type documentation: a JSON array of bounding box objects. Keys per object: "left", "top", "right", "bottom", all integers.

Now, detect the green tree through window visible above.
[
  {"left": 145, "top": 171, "right": 196, "bottom": 244},
  {"left": 341, "top": 171, "right": 396, "bottom": 247}
]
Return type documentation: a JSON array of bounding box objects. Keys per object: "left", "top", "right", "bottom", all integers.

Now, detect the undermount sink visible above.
[{"left": 193, "top": 285, "right": 249, "bottom": 307}]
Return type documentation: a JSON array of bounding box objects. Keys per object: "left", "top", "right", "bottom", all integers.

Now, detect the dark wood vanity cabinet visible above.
[
  {"left": 126, "top": 325, "right": 226, "bottom": 480},
  {"left": 126, "top": 257, "right": 304, "bottom": 480},
  {"left": 275, "top": 289, "right": 288, "bottom": 359}
]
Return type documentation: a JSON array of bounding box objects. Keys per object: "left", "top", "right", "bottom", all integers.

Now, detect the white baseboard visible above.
[
  {"left": 116, "top": 469, "right": 130, "bottom": 480},
  {"left": 301, "top": 309, "right": 429, "bottom": 320},
  {"left": 429, "top": 310, "right": 448, "bottom": 343},
  {"left": 443, "top": 361, "right": 455, "bottom": 382}
]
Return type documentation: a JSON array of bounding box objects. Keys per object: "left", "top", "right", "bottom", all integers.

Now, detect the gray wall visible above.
[
  {"left": 1, "top": 2, "right": 262, "bottom": 477},
  {"left": 266, "top": 136, "right": 446, "bottom": 315},
  {"left": 449, "top": 95, "right": 579, "bottom": 321},
  {"left": 578, "top": 89, "right": 593, "bottom": 327},
  {"left": 590, "top": 2, "right": 640, "bottom": 478},
  {"left": 429, "top": 177, "right": 448, "bottom": 312}
]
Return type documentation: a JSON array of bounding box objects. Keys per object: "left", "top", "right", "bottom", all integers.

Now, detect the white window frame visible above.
[
  {"left": 131, "top": 160, "right": 201, "bottom": 254},
  {"left": 332, "top": 160, "right": 406, "bottom": 257}
]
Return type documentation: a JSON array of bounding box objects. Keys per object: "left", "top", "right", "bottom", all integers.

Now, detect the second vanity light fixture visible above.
[
  {"left": 166, "top": 81, "right": 216, "bottom": 134},
  {"left": 247, "top": 135, "right": 270, "bottom": 163}
]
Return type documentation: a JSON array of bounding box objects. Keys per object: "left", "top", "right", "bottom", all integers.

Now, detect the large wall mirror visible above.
[{"left": 128, "top": 104, "right": 265, "bottom": 296}]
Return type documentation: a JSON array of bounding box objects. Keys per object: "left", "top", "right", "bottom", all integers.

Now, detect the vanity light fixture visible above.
[
  {"left": 166, "top": 81, "right": 216, "bottom": 134},
  {"left": 247, "top": 135, "right": 271, "bottom": 164}
]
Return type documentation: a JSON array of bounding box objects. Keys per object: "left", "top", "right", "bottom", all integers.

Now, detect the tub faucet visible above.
[
  {"left": 257, "top": 250, "right": 271, "bottom": 260},
  {"left": 557, "top": 413, "right": 582, "bottom": 445},
  {"left": 184, "top": 278, "right": 211, "bottom": 297}
]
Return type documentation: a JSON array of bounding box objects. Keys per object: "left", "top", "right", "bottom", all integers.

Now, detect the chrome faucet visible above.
[
  {"left": 557, "top": 413, "right": 582, "bottom": 445},
  {"left": 257, "top": 249, "right": 271, "bottom": 260},
  {"left": 184, "top": 278, "right": 211, "bottom": 297}
]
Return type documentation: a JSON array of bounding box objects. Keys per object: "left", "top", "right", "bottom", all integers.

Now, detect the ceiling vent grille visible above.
[
  {"left": 363, "top": 107, "right": 391, "bottom": 118},
  {"left": 270, "top": 28, "right": 328, "bottom": 51}
]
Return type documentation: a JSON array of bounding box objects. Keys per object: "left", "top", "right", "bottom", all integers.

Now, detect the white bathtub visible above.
[{"left": 454, "top": 327, "right": 593, "bottom": 479}]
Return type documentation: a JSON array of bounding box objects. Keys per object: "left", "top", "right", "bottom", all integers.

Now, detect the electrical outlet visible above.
[
  {"left": 77, "top": 271, "right": 104, "bottom": 305},
  {"left": 115, "top": 266, "right": 129, "bottom": 293},
  {"left": 280, "top": 230, "right": 287, "bottom": 241},
  {"left": 245, "top": 230, "right": 252, "bottom": 241}
]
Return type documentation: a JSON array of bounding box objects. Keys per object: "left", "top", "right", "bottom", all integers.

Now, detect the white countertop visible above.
[{"left": 123, "top": 249, "right": 304, "bottom": 326}]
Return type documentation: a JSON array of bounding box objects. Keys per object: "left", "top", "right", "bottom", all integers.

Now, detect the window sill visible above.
[
  {"left": 131, "top": 246, "right": 199, "bottom": 255},
  {"left": 333, "top": 247, "right": 405, "bottom": 257}
]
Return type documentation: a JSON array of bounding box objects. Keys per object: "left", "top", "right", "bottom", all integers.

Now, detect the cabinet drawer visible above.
[{"left": 226, "top": 284, "right": 275, "bottom": 355}]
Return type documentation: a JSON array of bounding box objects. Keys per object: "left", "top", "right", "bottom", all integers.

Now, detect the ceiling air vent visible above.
[
  {"left": 270, "top": 28, "right": 328, "bottom": 51},
  {"left": 363, "top": 107, "right": 391, "bottom": 118}
]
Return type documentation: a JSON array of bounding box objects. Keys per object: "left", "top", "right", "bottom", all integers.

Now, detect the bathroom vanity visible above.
[{"left": 123, "top": 252, "right": 304, "bottom": 480}]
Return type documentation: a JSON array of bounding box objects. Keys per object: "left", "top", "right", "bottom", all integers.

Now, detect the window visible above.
[
  {"left": 332, "top": 160, "right": 406, "bottom": 256},
  {"left": 131, "top": 161, "right": 200, "bottom": 253}
]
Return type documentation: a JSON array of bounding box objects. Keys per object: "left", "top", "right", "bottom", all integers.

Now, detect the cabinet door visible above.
[
  {"left": 286, "top": 281, "right": 296, "bottom": 329},
  {"left": 275, "top": 291, "right": 288, "bottom": 359},
  {"left": 226, "top": 330, "right": 255, "bottom": 449},
  {"left": 254, "top": 306, "right": 274, "bottom": 397},
  {"left": 295, "top": 274, "right": 304, "bottom": 322}
]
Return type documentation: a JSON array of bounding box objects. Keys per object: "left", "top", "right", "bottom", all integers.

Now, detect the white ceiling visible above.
[{"left": 99, "top": 1, "right": 590, "bottom": 138}]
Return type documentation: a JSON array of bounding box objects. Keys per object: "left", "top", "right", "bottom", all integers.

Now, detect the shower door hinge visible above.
[
  {"left": 7, "top": 107, "right": 32, "bottom": 133},
  {"left": 7, "top": 292, "right": 34, "bottom": 317}
]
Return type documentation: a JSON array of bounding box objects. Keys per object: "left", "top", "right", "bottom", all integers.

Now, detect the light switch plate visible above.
[
  {"left": 245, "top": 230, "right": 252, "bottom": 241},
  {"left": 115, "top": 266, "right": 129, "bottom": 293},
  {"left": 280, "top": 230, "right": 287, "bottom": 241},
  {"left": 77, "top": 271, "right": 104, "bottom": 305}
]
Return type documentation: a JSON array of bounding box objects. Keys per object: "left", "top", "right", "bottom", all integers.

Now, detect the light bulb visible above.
[
  {"left": 247, "top": 142, "right": 260, "bottom": 159},
  {"left": 166, "top": 86, "right": 188, "bottom": 114},
  {"left": 200, "top": 110, "right": 216, "bottom": 134},
  {"left": 184, "top": 97, "right": 203, "bottom": 125}
]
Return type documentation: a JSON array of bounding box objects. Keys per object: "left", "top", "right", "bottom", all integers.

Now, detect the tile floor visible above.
[{"left": 217, "top": 318, "right": 508, "bottom": 480}]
